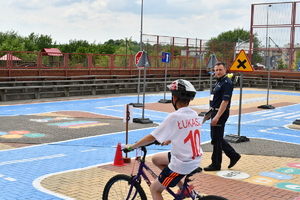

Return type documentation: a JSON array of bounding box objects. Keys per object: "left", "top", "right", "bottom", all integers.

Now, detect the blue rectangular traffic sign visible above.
[{"left": 162, "top": 52, "right": 170, "bottom": 63}]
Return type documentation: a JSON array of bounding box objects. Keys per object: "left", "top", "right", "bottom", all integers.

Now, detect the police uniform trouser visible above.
[{"left": 210, "top": 109, "right": 237, "bottom": 168}]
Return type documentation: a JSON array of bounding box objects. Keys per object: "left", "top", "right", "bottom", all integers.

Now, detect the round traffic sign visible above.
[{"left": 135, "top": 51, "right": 143, "bottom": 66}]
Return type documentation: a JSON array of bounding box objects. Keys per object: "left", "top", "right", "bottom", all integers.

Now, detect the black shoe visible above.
[
  {"left": 228, "top": 154, "right": 241, "bottom": 168},
  {"left": 204, "top": 165, "right": 221, "bottom": 171}
]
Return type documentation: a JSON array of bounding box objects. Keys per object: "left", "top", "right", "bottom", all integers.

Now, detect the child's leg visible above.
[
  {"left": 152, "top": 152, "right": 184, "bottom": 188},
  {"left": 152, "top": 152, "right": 169, "bottom": 170},
  {"left": 150, "top": 179, "right": 166, "bottom": 200}
]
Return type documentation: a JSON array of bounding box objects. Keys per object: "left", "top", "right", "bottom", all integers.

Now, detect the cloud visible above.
[
  {"left": 7, "top": 0, "right": 97, "bottom": 10},
  {"left": 62, "top": 5, "right": 90, "bottom": 22},
  {"left": 2, "top": 0, "right": 295, "bottom": 45},
  {"left": 8, "top": 0, "right": 47, "bottom": 10},
  {"left": 106, "top": 0, "right": 140, "bottom": 13},
  {"left": 51, "top": 0, "right": 84, "bottom": 7}
]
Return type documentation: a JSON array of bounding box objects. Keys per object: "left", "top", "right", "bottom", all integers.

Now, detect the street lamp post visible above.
[
  {"left": 136, "top": 0, "right": 144, "bottom": 106},
  {"left": 140, "top": 0, "right": 143, "bottom": 51},
  {"left": 258, "top": 4, "right": 275, "bottom": 109},
  {"left": 130, "top": 0, "right": 144, "bottom": 107},
  {"left": 132, "top": 0, "right": 153, "bottom": 124}
]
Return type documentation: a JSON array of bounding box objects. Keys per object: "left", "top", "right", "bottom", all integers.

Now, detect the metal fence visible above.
[
  {"left": 0, "top": 50, "right": 202, "bottom": 70},
  {"left": 249, "top": 1, "right": 300, "bottom": 71},
  {"left": 142, "top": 34, "right": 236, "bottom": 68},
  {"left": 0, "top": 52, "right": 126, "bottom": 69}
]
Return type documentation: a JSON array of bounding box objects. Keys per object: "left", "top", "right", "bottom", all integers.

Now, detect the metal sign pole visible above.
[
  {"left": 141, "top": 51, "right": 146, "bottom": 119},
  {"left": 209, "top": 69, "right": 213, "bottom": 94},
  {"left": 237, "top": 73, "right": 243, "bottom": 136},
  {"left": 198, "top": 53, "right": 204, "bottom": 91},
  {"left": 199, "top": 53, "right": 217, "bottom": 117},
  {"left": 158, "top": 52, "right": 171, "bottom": 103},
  {"left": 130, "top": 69, "right": 143, "bottom": 107},
  {"left": 137, "top": 69, "right": 141, "bottom": 104},
  {"left": 210, "top": 53, "right": 216, "bottom": 95},
  {"left": 133, "top": 50, "right": 153, "bottom": 124},
  {"left": 224, "top": 49, "right": 251, "bottom": 143},
  {"left": 163, "top": 62, "right": 167, "bottom": 99}
]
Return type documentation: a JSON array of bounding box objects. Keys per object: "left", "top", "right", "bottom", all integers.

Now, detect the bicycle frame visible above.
[{"left": 126, "top": 145, "right": 198, "bottom": 200}]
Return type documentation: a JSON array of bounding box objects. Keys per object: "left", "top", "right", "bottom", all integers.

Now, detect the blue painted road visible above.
[{"left": 0, "top": 90, "right": 299, "bottom": 199}]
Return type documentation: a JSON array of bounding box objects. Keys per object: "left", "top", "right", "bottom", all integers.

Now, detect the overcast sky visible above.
[{"left": 0, "top": 0, "right": 293, "bottom": 44}]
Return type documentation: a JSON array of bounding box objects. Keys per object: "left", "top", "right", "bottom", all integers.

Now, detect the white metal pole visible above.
[
  {"left": 266, "top": 5, "right": 272, "bottom": 106},
  {"left": 136, "top": 0, "right": 143, "bottom": 105}
]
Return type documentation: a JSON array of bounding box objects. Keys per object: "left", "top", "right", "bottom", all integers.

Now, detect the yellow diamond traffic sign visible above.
[{"left": 230, "top": 49, "right": 254, "bottom": 72}]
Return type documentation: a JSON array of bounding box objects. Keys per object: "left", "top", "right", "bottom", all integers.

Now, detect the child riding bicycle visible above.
[{"left": 125, "top": 79, "right": 203, "bottom": 200}]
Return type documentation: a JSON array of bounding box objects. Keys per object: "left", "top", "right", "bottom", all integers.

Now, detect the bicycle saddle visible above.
[{"left": 187, "top": 167, "right": 202, "bottom": 177}]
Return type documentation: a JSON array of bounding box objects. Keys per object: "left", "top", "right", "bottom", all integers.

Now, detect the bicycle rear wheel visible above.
[
  {"left": 102, "top": 174, "right": 147, "bottom": 200},
  {"left": 199, "top": 195, "right": 229, "bottom": 200}
]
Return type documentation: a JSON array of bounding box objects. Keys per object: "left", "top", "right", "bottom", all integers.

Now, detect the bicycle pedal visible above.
[
  {"left": 195, "top": 192, "right": 204, "bottom": 198},
  {"left": 173, "top": 197, "right": 188, "bottom": 200},
  {"left": 187, "top": 178, "right": 194, "bottom": 182}
]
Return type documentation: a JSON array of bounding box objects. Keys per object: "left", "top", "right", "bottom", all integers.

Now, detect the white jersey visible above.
[{"left": 151, "top": 107, "right": 203, "bottom": 174}]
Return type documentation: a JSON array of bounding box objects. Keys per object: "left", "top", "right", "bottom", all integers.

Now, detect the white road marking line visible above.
[
  {"left": 241, "top": 112, "right": 300, "bottom": 124},
  {"left": 259, "top": 129, "right": 300, "bottom": 138},
  {"left": 99, "top": 105, "right": 123, "bottom": 108},
  {"left": 261, "top": 112, "right": 284, "bottom": 116},
  {"left": 0, "top": 154, "right": 67, "bottom": 166},
  {"left": 0, "top": 174, "right": 17, "bottom": 181},
  {"left": 251, "top": 110, "right": 273, "bottom": 115},
  {"left": 81, "top": 149, "right": 98, "bottom": 152},
  {"left": 4, "top": 177, "right": 17, "bottom": 181},
  {"left": 285, "top": 114, "right": 300, "bottom": 119}
]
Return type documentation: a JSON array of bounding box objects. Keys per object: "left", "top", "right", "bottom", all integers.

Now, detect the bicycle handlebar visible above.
[
  {"left": 122, "top": 140, "right": 161, "bottom": 153},
  {"left": 145, "top": 140, "right": 161, "bottom": 146}
]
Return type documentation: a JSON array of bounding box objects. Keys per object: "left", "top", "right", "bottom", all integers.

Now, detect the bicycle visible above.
[{"left": 102, "top": 142, "right": 228, "bottom": 200}]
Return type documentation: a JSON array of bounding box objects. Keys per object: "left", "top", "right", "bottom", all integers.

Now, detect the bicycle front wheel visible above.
[
  {"left": 102, "top": 174, "right": 147, "bottom": 200},
  {"left": 199, "top": 195, "right": 229, "bottom": 200}
]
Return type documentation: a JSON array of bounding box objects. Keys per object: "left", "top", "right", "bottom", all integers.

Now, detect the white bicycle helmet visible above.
[{"left": 168, "top": 79, "right": 196, "bottom": 100}]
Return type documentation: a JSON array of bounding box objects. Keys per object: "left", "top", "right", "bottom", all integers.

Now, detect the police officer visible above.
[{"left": 204, "top": 62, "right": 241, "bottom": 171}]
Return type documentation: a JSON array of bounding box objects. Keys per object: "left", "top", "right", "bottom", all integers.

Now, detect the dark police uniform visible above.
[{"left": 209, "top": 74, "right": 238, "bottom": 169}]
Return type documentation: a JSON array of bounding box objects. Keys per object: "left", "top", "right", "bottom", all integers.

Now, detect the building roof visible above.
[
  {"left": 0, "top": 53, "right": 21, "bottom": 61},
  {"left": 41, "top": 48, "right": 63, "bottom": 56}
]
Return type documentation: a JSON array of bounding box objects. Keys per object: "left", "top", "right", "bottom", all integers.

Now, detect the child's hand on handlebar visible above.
[
  {"left": 124, "top": 144, "right": 134, "bottom": 152},
  {"left": 162, "top": 140, "right": 171, "bottom": 146}
]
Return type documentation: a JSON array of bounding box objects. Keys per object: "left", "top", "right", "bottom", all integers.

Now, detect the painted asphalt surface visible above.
[{"left": 0, "top": 89, "right": 300, "bottom": 199}]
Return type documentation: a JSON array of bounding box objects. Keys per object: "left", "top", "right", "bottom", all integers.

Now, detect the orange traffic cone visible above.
[{"left": 111, "top": 142, "right": 126, "bottom": 166}]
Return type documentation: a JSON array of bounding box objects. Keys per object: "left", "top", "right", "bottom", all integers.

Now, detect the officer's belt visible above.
[{"left": 211, "top": 107, "right": 230, "bottom": 111}]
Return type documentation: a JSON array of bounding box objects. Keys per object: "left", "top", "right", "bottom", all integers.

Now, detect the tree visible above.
[
  {"left": 24, "top": 33, "right": 38, "bottom": 51},
  {"left": 0, "top": 31, "right": 25, "bottom": 52},
  {"left": 294, "top": 51, "right": 300, "bottom": 71},
  {"left": 35, "top": 34, "right": 53, "bottom": 50},
  {"left": 0, "top": 36, "right": 26, "bottom": 52},
  {"left": 0, "top": 30, "right": 19, "bottom": 44},
  {"left": 277, "top": 59, "right": 287, "bottom": 70},
  {"left": 60, "top": 39, "right": 90, "bottom": 53},
  {"left": 113, "top": 37, "right": 136, "bottom": 68},
  {"left": 101, "top": 39, "right": 118, "bottom": 54}
]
